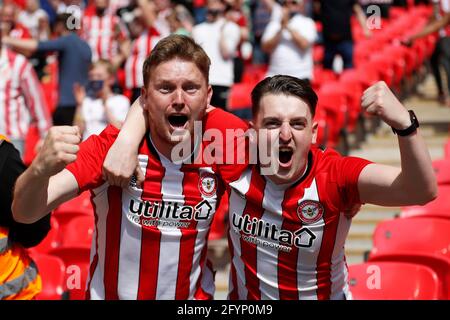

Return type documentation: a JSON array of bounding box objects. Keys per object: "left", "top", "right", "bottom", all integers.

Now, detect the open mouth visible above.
[
  {"left": 168, "top": 114, "right": 189, "bottom": 128},
  {"left": 278, "top": 147, "right": 294, "bottom": 168}
]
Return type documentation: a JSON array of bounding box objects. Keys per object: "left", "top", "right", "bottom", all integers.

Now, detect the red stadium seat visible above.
[
  {"left": 338, "top": 76, "right": 363, "bottom": 133},
  {"left": 369, "top": 54, "right": 396, "bottom": 88},
  {"left": 59, "top": 215, "right": 95, "bottom": 247},
  {"left": 311, "top": 67, "right": 337, "bottom": 91},
  {"left": 227, "top": 83, "right": 253, "bottom": 111},
  {"left": 313, "top": 45, "right": 324, "bottom": 65},
  {"left": 28, "top": 218, "right": 60, "bottom": 255},
  {"left": 445, "top": 139, "right": 450, "bottom": 159},
  {"left": 317, "top": 82, "right": 348, "bottom": 148},
  {"left": 400, "top": 185, "right": 450, "bottom": 219},
  {"left": 313, "top": 106, "right": 328, "bottom": 147},
  {"left": 49, "top": 246, "right": 91, "bottom": 300},
  {"left": 241, "top": 64, "right": 267, "bottom": 85},
  {"left": 32, "top": 253, "right": 67, "bottom": 300},
  {"left": 432, "top": 159, "right": 450, "bottom": 185},
  {"left": 348, "top": 262, "right": 440, "bottom": 300},
  {"left": 368, "top": 217, "right": 450, "bottom": 299},
  {"left": 53, "top": 191, "right": 93, "bottom": 227}
]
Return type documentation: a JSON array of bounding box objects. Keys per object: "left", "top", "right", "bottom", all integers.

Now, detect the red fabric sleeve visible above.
[
  {"left": 205, "top": 109, "right": 250, "bottom": 184},
  {"left": 335, "top": 156, "right": 372, "bottom": 206},
  {"left": 65, "top": 125, "right": 119, "bottom": 192}
]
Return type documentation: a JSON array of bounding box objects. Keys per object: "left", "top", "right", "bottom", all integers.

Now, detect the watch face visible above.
[{"left": 409, "top": 110, "right": 419, "bottom": 127}]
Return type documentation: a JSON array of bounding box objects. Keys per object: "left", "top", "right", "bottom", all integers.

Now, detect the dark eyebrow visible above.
[
  {"left": 290, "top": 117, "right": 308, "bottom": 122},
  {"left": 154, "top": 80, "right": 174, "bottom": 85},
  {"left": 182, "top": 81, "right": 201, "bottom": 88},
  {"left": 262, "top": 117, "right": 281, "bottom": 122}
]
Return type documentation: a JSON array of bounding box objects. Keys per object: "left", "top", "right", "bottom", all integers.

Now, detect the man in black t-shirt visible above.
[
  {"left": 315, "top": 0, "right": 371, "bottom": 70},
  {"left": 0, "top": 136, "right": 51, "bottom": 299}
]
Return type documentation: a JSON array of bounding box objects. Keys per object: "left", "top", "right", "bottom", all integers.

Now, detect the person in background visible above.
[
  {"left": 124, "top": 0, "right": 162, "bottom": 103},
  {"left": 193, "top": 0, "right": 241, "bottom": 109},
  {"left": 82, "top": 0, "right": 130, "bottom": 70},
  {"left": 224, "top": 0, "right": 251, "bottom": 83},
  {"left": 405, "top": 0, "right": 450, "bottom": 107},
  {"left": 0, "top": 135, "right": 51, "bottom": 300},
  {"left": 17, "top": 0, "right": 50, "bottom": 40},
  {"left": 359, "top": 0, "right": 392, "bottom": 19},
  {"left": 0, "top": 22, "right": 51, "bottom": 156},
  {"left": 73, "top": 59, "right": 130, "bottom": 141},
  {"left": 262, "top": 0, "right": 317, "bottom": 82},
  {"left": 3, "top": 13, "right": 92, "bottom": 126},
  {"left": 249, "top": 0, "right": 278, "bottom": 65},
  {"left": 1, "top": 1, "right": 31, "bottom": 40},
  {"left": 315, "top": 0, "right": 371, "bottom": 71},
  {"left": 153, "top": 0, "right": 174, "bottom": 37},
  {"left": 167, "top": 4, "right": 194, "bottom": 36}
]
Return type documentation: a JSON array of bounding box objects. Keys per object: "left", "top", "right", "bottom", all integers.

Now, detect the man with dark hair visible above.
[
  {"left": 4, "top": 13, "right": 92, "bottom": 126},
  {"left": 102, "top": 74, "right": 437, "bottom": 300},
  {"left": 227, "top": 75, "right": 436, "bottom": 299},
  {"left": 12, "top": 34, "right": 248, "bottom": 300}
]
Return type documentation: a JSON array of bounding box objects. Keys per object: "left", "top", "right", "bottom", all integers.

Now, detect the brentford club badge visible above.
[
  {"left": 297, "top": 200, "right": 324, "bottom": 224},
  {"left": 198, "top": 173, "right": 217, "bottom": 197}
]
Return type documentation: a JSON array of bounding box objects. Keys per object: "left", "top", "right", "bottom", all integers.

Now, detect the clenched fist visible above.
[
  {"left": 31, "top": 126, "right": 82, "bottom": 177},
  {"left": 361, "top": 81, "right": 412, "bottom": 130}
]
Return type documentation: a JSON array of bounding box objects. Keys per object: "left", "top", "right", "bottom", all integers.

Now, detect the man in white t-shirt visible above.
[
  {"left": 17, "top": 0, "right": 49, "bottom": 40},
  {"left": 262, "top": 0, "right": 317, "bottom": 82},
  {"left": 73, "top": 59, "right": 130, "bottom": 141},
  {"left": 192, "top": 0, "right": 241, "bottom": 109}
]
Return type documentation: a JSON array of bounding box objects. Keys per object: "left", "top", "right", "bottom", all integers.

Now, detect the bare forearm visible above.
[
  {"left": 262, "top": 29, "right": 282, "bottom": 53},
  {"left": 397, "top": 132, "right": 437, "bottom": 204},
  {"left": 411, "top": 14, "right": 450, "bottom": 41},
  {"left": 117, "top": 98, "right": 148, "bottom": 146},
  {"left": 12, "top": 167, "right": 51, "bottom": 224},
  {"left": 4, "top": 37, "right": 38, "bottom": 56},
  {"left": 354, "top": 4, "right": 369, "bottom": 33},
  {"left": 219, "top": 35, "right": 233, "bottom": 60},
  {"left": 287, "top": 28, "right": 310, "bottom": 51}
]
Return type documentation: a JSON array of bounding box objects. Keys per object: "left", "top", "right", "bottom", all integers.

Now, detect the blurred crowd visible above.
[{"left": 0, "top": 0, "right": 440, "bottom": 159}]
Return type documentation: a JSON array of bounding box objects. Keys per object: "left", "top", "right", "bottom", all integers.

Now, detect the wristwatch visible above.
[{"left": 391, "top": 110, "right": 419, "bottom": 136}]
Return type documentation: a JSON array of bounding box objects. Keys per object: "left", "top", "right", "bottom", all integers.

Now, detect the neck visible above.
[{"left": 149, "top": 128, "right": 199, "bottom": 163}]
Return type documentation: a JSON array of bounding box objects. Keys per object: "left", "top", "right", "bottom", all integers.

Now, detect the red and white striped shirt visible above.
[
  {"left": 124, "top": 28, "right": 161, "bottom": 89},
  {"left": 227, "top": 148, "right": 371, "bottom": 300},
  {"left": 82, "top": 11, "right": 128, "bottom": 62},
  {"left": 66, "top": 108, "right": 248, "bottom": 300},
  {"left": 0, "top": 47, "right": 51, "bottom": 139}
]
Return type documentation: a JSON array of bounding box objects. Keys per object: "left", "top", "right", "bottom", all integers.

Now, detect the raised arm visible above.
[
  {"left": 2, "top": 37, "right": 38, "bottom": 57},
  {"left": 353, "top": 3, "right": 372, "bottom": 38},
  {"left": 407, "top": 13, "right": 450, "bottom": 43},
  {"left": 12, "top": 126, "right": 82, "bottom": 224},
  {"left": 102, "top": 97, "right": 147, "bottom": 188},
  {"left": 357, "top": 82, "right": 437, "bottom": 206}
]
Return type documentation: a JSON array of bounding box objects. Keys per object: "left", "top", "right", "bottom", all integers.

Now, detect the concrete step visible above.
[
  {"left": 359, "top": 204, "right": 401, "bottom": 213},
  {"left": 345, "top": 255, "right": 365, "bottom": 265},
  {"left": 361, "top": 135, "right": 449, "bottom": 148},
  {"left": 349, "top": 146, "right": 444, "bottom": 164},
  {"left": 345, "top": 240, "right": 373, "bottom": 256},
  {"left": 353, "top": 210, "right": 399, "bottom": 222}
]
